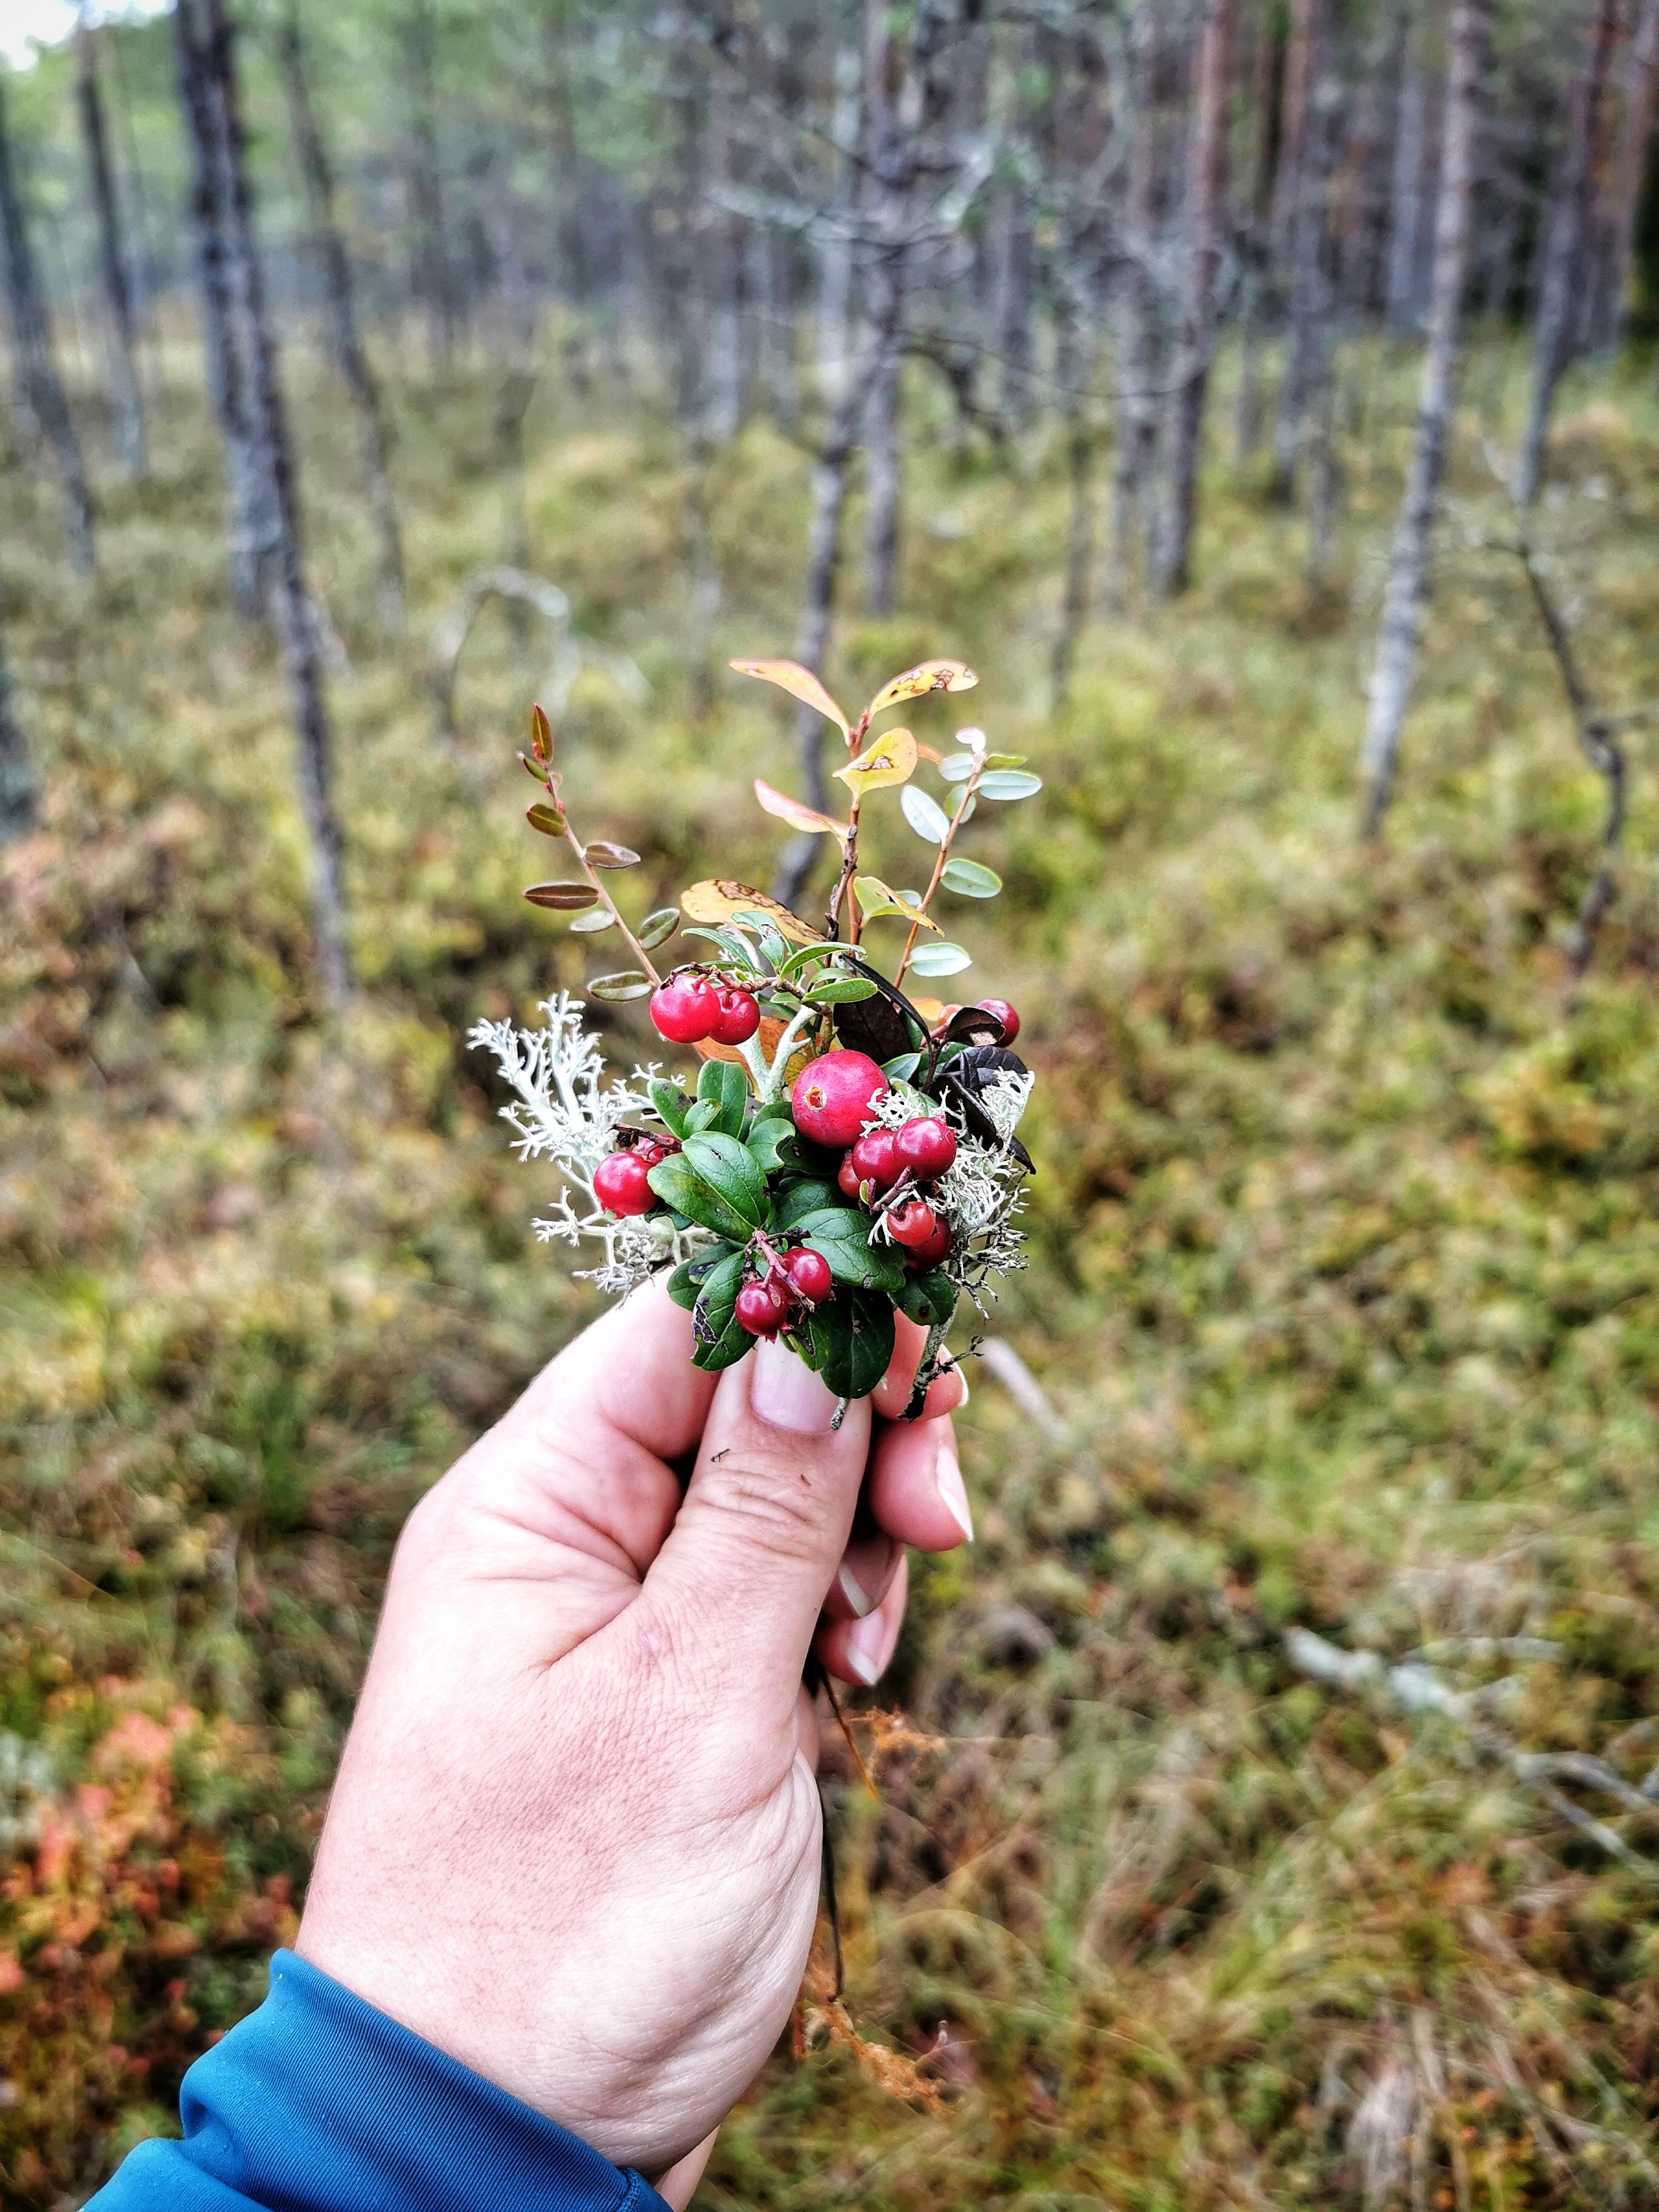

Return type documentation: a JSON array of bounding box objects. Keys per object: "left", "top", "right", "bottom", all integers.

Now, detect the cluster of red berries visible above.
[
  {"left": 591, "top": 1132, "right": 677, "bottom": 1217},
  {"left": 836, "top": 1115, "right": 957, "bottom": 1267},
  {"left": 648, "top": 973, "right": 760, "bottom": 1046},
  {"left": 734, "top": 1245, "right": 834, "bottom": 1338}
]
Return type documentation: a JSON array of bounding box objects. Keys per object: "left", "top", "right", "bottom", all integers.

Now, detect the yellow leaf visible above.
[
  {"left": 681, "top": 878, "right": 822, "bottom": 945},
  {"left": 729, "top": 659, "right": 850, "bottom": 737},
  {"left": 861, "top": 659, "right": 978, "bottom": 721},
  {"left": 853, "top": 874, "right": 941, "bottom": 932},
  {"left": 835, "top": 726, "right": 917, "bottom": 798},
  {"left": 910, "top": 997, "right": 948, "bottom": 1025},
  {"left": 753, "top": 780, "right": 847, "bottom": 839}
]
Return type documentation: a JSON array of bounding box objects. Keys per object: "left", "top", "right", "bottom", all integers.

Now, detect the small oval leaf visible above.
[
  {"left": 907, "top": 940, "right": 973, "bottom": 976},
  {"left": 835, "top": 726, "right": 918, "bottom": 798},
  {"left": 525, "top": 881, "right": 600, "bottom": 910},
  {"left": 588, "top": 970, "right": 653, "bottom": 1000},
  {"left": 637, "top": 907, "right": 682, "bottom": 951},
  {"left": 977, "top": 770, "right": 1042, "bottom": 800},
  {"left": 681, "top": 878, "right": 821, "bottom": 945},
  {"left": 569, "top": 907, "right": 617, "bottom": 933},
  {"left": 529, "top": 702, "right": 554, "bottom": 761},
  {"left": 900, "top": 784, "right": 950, "bottom": 844},
  {"left": 526, "top": 802, "right": 568, "bottom": 836},
  {"left": 862, "top": 659, "right": 979, "bottom": 719},
  {"left": 940, "top": 856, "right": 1002, "bottom": 897},
  {"left": 585, "top": 840, "right": 642, "bottom": 868},
  {"left": 938, "top": 752, "right": 977, "bottom": 783}
]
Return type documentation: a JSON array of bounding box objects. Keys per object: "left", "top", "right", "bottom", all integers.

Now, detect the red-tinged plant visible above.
[{"left": 471, "top": 658, "right": 1039, "bottom": 1418}]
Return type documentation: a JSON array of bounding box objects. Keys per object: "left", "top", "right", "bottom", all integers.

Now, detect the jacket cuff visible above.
[{"left": 91, "top": 1947, "right": 669, "bottom": 2212}]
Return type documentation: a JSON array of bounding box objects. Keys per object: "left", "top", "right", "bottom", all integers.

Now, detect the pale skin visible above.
[{"left": 296, "top": 1278, "right": 973, "bottom": 2205}]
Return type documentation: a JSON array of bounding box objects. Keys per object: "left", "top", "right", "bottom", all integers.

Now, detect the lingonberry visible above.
[
  {"left": 904, "top": 1219, "right": 954, "bottom": 1269},
  {"left": 649, "top": 974, "right": 721, "bottom": 1043},
  {"left": 976, "top": 997, "right": 1020, "bottom": 1043},
  {"left": 785, "top": 1248, "right": 834, "bottom": 1304},
  {"left": 888, "top": 1198, "right": 941, "bottom": 1250},
  {"left": 632, "top": 1137, "right": 669, "bottom": 1170},
  {"left": 593, "top": 1151, "right": 654, "bottom": 1216},
  {"left": 735, "top": 1280, "right": 788, "bottom": 1336},
  {"left": 850, "top": 1126, "right": 902, "bottom": 1191},
  {"left": 710, "top": 986, "right": 761, "bottom": 1046},
  {"left": 791, "top": 1050, "right": 889, "bottom": 1147},
  {"left": 894, "top": 1115, "right": 956, "bottom": 1179},
  {"left": 837, "top": 1155, "right": 864, "bottom": 1201}
]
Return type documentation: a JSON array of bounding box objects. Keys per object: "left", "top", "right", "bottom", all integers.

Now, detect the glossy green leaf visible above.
[
  {"left": 646, "top": 1153, "right": 755, "bottom": 1242},
  {"left": 526, "top": 802, "right": 568, "bottom": 836},
  {"left": 638, "top": 908, "right": 681, "bottom": 951},
  {"left": 977, "top": 770, "right": 1042, "bottom": 800},
  {"left": 663, "top": 1242, "right": 742, "bottom": 1310},
  {"left": 805, "top": 975, "right": 879, "bottom": 1004},
  {"left": 940, "top": 856, "right": 1002, "bottom": 897},
  {"left": 569, "top": 907, "right": 617, "bottom": 932},
  {"left": 816, "top": 1289, "right": 897, "bottom": 1400},
  {"left": 900, "top": 784, "right": 950, "bottom": 844},
  {"left": 881, "top": 1050, "right": 923, "bottom": 1081},
  {"left": 907, "top": 941, "right": 973, "bottom": 977},
  {"left": 775, "top": 1179, "right": 842, "bottom": 1228},
  {"left": 588, "top": 969, "right": 652, "bottom": 999},
  {"left": 696, "top": 1057, "right": 749, "bottom": 1136},
  {"left": 649, "top": 1079, "right": 692, "bottom": 1138},
  {"left": 899, "top": 1269, "right": 957, "bottom": 1327},
  {"left": 792, "top": 1207, "right": 907, "bottom": 1293},
  {"left": 745, "top": 1113, "right": 799, "bottom": 1173},
  {"left": 682, "top": 1132, "right": 768, "bottom": 1230}
]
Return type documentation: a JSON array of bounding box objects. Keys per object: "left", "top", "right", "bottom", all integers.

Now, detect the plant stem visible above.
[
  {"left": 894, "top": 757, "right": 985, "bottom": 990},
  {"left": 826, "top": 709, "right": 873, "bottom": 942},
  {"left": 763, "top": 1001, "right": 820, "bottom": 1099},
  {"left": 562, "top": 809, "right": 663, "bottom": 985}
]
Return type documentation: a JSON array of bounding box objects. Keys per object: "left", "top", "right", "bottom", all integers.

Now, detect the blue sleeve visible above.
[{"left": 89, "top": 1948, "right": 669, "bottom": 2212}]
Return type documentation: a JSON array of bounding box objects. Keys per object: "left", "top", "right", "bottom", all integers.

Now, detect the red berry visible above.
[
  {"left": 888, "top": 1198, "right": 940, "bottom": 1250},
  {"left": 593, "top": 1151, "right": 654, "bottom": 1216},
  {"left": 791, "top": 1050, "right": 889, "bottom": 1148},
  {"left": 649, "top": 975, "right": 720, "bottom": 1043},
  {"left": 837, "top": 1155, "right": 863, "bottom": 1200},
  {"left": 976, "top": 997, "right": 1019, "bottom": 1044},
  {"left": 850, "top": 1127, "right": 901, "bottom": 1191},
  {"left": 736, "top": 1281, "right": 787, "bottom": 1336},
  {"left": 785, "top": 1248, "right": 834, "bottom": 1304},
  {"left": 894, "top": 1116, "right": 956, "bottom": 1179},
  {"left": 710, "top": 987, "right": 760, "bottom": 1045},
  {"left": 632, "top": 1138, "right": 666, "bottom": 1169},
  {"left": 904, "top": 1219, "right": 954, "bottom": 1269}
]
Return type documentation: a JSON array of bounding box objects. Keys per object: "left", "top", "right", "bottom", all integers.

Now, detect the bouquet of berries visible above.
[{"left": 472, "top": 655, "right": 1039, "bottom": 1419}]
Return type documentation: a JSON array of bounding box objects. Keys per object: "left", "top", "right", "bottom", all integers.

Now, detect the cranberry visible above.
[
  {"left": 710, "top": 987, "right": 760, "bottom": 1046},
  {"left": 837, "top": 1155, "right": 864, "bottom": 1200},
  {"left": 894, "top": 1116, "right": 956, "bottom": 1179},
  {"left": 785, "top": 1248, "right": 834, "bottom": 1304},
  {"left": 791, "top": 1050, "right": 889, "bottom": 1148},
  {"left": 632, "top": 1138, "right": 667, "bottom": 1169},
  {"left": 649, "top": 975, "right": 721, "bottom": 1043},
  {"left": 850, "top": 1127, "right": 901, "bottom": 1191},
  {"left": 904, "top": 1219, "right": 954, "bottom": 1269},
  {"left": 888, "top": 1199, "right": 940, "bottom": 1250},
  {"left": 736, "top": 1281, "right": 787, "bottom": 1336},
  {"left": 976, "top": 997, "right": 1019, "bottom": 1043},
  {"left": 593, "top": 1151, "right": 654, "bottom": 1216}
]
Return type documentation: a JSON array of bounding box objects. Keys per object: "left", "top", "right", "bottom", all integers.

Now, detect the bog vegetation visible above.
[{"left": 5, "top": 1, "right": 1659, "bottom": 2207}]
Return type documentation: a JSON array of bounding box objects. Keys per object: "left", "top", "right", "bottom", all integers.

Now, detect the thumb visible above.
[{"left": 640, "top": 1335, "right": 873, "bottom": 1713}]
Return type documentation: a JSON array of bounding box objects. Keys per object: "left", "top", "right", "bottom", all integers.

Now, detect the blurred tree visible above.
[
  {"left": 0, "top": 625, "right": 36, "bottom": 847},
  {"left": 74, "top": 5, "right": 146, "bottom": 477}
]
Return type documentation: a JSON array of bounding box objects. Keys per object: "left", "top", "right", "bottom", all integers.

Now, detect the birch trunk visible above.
[
  {"left": 1270, "top": 0, "right": 1332, "bottom": 504},
  {"left": 1359, "top": 0, "right": 1490, "bottom": 838},
  {"left": 75, "top": 8, "right": 145, "bottom": 478},
  {"left": 816, "top": 41, "right": 862, "bottom": 411},
  {"left": 1158, "top": 0, "right": 1235, "bottom": 598},
  {"left": 0, "top": 78, "right": 95, "bottom": 579},
  {"left": 404, "top": 0, "right": 455, "bottom": 375},
  {"left": 1384, "top": 3, "right": 1426, "bottom": 332},
  {"left": 860, "top": 0, "right": 908, "bottom": 619},
  {"left": 0, "top": 626, "right": 35, "bottom": 848},
  {"left": 178, "top": 0, "right": 350, "bottom": 1004},
  {"left": 1594, "top": 0, "right": 1659, "bottom": 354},
  {"left": 1512, "top": 0, "right": 1619, "bottom": 509},
  {"left": 1104, "top": 3, "right": 1159, "bottom": 608},
  {"left": 275, "top": 0, "right": 405, "bottom": 634}
]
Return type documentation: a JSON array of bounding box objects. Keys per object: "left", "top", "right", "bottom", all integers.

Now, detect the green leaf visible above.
[
  {"left": 899, "top": 784, "right": 950, "bottom": 843},
  {"left": 746, "top": 1115, "right": 800, "bottom": 1173},
  {"left": 793, "top": 1208, "right": 906, "bottom": 1294},
  {"left": 526, "top": 802, "right": 568, "bottom": 836},
  {"left": 588, "top": 970, "right": 653, "bottom": 999},
  {"left": 816, "top": 1289, "right": 897, "bottom": 1400},
  {"left": 947, "top": 787, "right": 977, "bottom": 824},
  {"left": 939, "top": 752, "right": 977, "bottom": 783},
  {"left": 570, "top": 907, "right": 617, "bottom": 933},
  {"left": 983, "top": 752, "right": 1027, "bottom": 768},
  {"left": 908, "top": 941, "right": 973, "bottom": 977},
  {"left": 899, "top": 1269, "right": 957, "bottom": 1327},
  {"left": 776, "top": 1179, "right": 842, "bottom": 1228},
  {"left": 697, "top": 1057, "right": 749, "bottom": 1137},
  {"left": 649, "top": 1079, "right": 691, "bottom": 1138},
  {"left": 881, "top": 1050, "right": 923, "bottom": 1081},
  {"left": 638, "top": 908, "right": 681, "bottom": 951},
  {"left": 682, "top": 1132, "right": 768, "bottom": 1230},
  {"left": 805, "top": 975, "right": 879, "bottom": 1005},
  {"left": 663, "top": 1242, "right": 742, "bottom": 1311},
  {"left": 646, "top": 1153, "right": 757, "bottom": 1242},
  {"left": 682, "top": 925, "right": 764, "bottom": 973},
  {"left": 525, "top": 881, "right": 598, "bottom": 910},
  {"left": 691, "top": 1304, "right": 752, "bottom": 1373},
  {"left": 978, "top": 770, "right": 1042, "bottom": 800},
  {"left": 940, "top": 856, "right": 1002, "bottom": 897},
  {"left": 685, "top": 1099, "right": 720, "bottom": 1133}
]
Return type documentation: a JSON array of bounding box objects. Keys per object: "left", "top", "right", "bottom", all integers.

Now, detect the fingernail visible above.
[
  {"left": 846, "top": 1608, "right": 893, "bottom": 1685},
  {"left": 751, "top": 1336, "right": 839, "bottom": 1434},
  {"left": 837, "top": 1563, "right": 876, "bottom": 1618},
  {"left": 934, "top": 1438, "right": 974, "bottom": 1544}
]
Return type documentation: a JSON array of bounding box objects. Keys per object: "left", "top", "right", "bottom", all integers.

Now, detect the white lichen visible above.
[{"left": 863, "top": 1067, "right": 1032, "bottom": 1307}]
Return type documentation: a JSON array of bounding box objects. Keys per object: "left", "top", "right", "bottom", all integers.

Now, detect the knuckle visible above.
[{"left": 693, "top": 1451, "right": 829, "bottom": 1561}]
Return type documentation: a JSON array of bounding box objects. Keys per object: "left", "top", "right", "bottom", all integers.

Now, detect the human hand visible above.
[{"left": 294, "top": 1279, "right": 972, "bottom": 2200}]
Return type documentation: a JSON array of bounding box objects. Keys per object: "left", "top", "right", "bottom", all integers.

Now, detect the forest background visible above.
[{"left": 6, "top": 0, "right": 1659, "bottom": 2205}]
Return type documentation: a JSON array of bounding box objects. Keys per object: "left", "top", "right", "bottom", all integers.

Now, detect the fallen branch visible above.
[{"left": 429, "top": 565, "right": 648, "bottom": 743}]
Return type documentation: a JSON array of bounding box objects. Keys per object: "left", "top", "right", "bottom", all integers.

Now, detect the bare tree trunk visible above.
[
  {"left": 1594, "top": 0, "right": 1659, "bottom": 354},
  {"left": 817, "top": 41, "right": 862, "bottom": 411},
  {"left": 861, "top": 0, "right": 908, "bottom": 618},
  {"left": 1270, "top": 0, "right": 1332, "bottom": 503},
  {"left": 1233, "top": 6, "right": 1281, "bottom": 468},
  {"left": 1359, "top": 0, "right": 1490, "bottom": 838},
  {"left": 0, "top": 78, "right": 95, "bottom": 580},
  {"left": 275, "top": 0, "right": 405, "bottom": 634},
  {"left": 1050, "top": 295, "right": 1094, "bottom": 711},
  {"left": 1512, "top": 0, "right": 1619, "bottom": 509},
  {"left": 1158, "top": 0, "right": 1235, "bottom": 598},
  {"left": 176, "top": 0, "right": 350, "bottom": 1004},
  {"left": 1104, "top": 3, "right": 1159, "bottom": 609},
  {"left": 1384, "top": 1, "right": 1426, "bottom": 333},
  {"left": 0, "top": 625, "right": 35, "bottom": 848},
  {"left": 75, "top": 8, "right": 144, "bottom": 478},
  {"left": 404, "top": 0, "right": 455, "bottom": 376}
]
